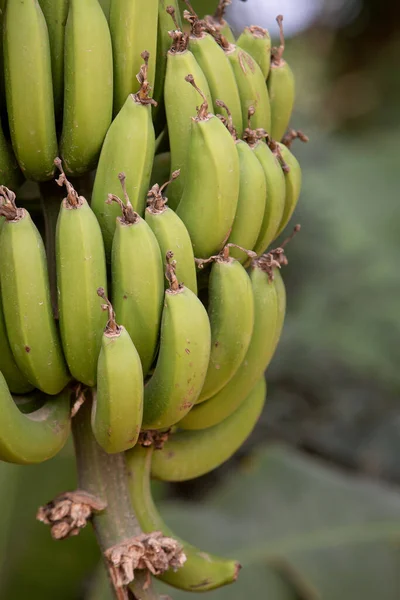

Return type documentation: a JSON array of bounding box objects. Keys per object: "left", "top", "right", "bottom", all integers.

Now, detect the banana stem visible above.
[{"left": 72, "top": 397, "right": 161, "bottom": 600}]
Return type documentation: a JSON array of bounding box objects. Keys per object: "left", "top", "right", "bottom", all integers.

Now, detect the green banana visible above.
[
  {"left": 0, "top": 370, "right": 71, "bottom": 465},
  {"left": 236, "top": 25, "right": 271, "bottom": 79},
  {"left": 150, "top": 151, "right": 171, "bottom": 188},
  {"left": 3, "top": 0, "right": 58, "bottom": 181},
  {"left": 55, "top": 161, "right": 108, "bottom": 387},
  {"left": 216, "top": 101, "right": 267, "bottom": 261},
  {"left": 110, "top": 0, "right": 158, "bottom": 115},
  {"left": 98, "top": 0, "right": 111, "bottom": 21},
  {"left": 126, "top": 444, "right": 240, "bottom": 591},
  {"left": 145, "top": 172, "right": 198, "bottom": 294},
  {"left": 176, "top": 76, "right": 239, "bottom": 258},
  {"left": 142, "top": 254, "right": 211, "bottom": 430},
  {"left": 109, "top": 178, "right": 164, "bottom": 377},
  {"left": 218, "top": 36, "right": 271, "bottom": 134},
  {"left": 152, "top": 377, "right": 266, "bottom": 480},
  {"left": 180, "top": 262, "right": 285, "bottom": 430},
  {"left": 205, "top": 1, "right": 236, "bottom": 44},
  {"left": 38, "top": 0, "right": 69, "bottom": 120},
  {"left": 183, "top": 4, "right": 243, "bottom": 137},
  {"left": 196, "top": 247, "right": 254, "bottom": 403},
  {"left": 246, "top": 125, "right": 286, "bottom": 256},
  {"left": 163, "top": 23, "right": 212, "bottom": 209},
  {"left": 153, "top": 0, "right": 182, "bottom": 126},
  {"left": 0, "top": 187, "right": 70, "bottom": 395},
  {"left": 267, "top": 16, "right": 295, "bottom": 142},
  {"left": 60, "top": 0, "right": 113, "bottom": 176},
  {"left": 275, "top": 143, "right": 302, "bottom": 238},
  {"left": 91, "top": 55, "right": 156, "bottom": 258},
  {"left": 92, "top": 290, "right": 143, "bottom": 454},
  {"left": 0, "top": 289, "right": 34, "bottom": 394}
]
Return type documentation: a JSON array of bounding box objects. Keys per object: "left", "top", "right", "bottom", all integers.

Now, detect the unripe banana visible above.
[
  {"left": 145, "top": 172, "right": 197, "bottom": 294},
  {"left": 205, "top": 1, "right": 236, "bottom": 44},
  {"left": 236, "top": 25, "right": 271, "bottom": 79},
  {"left": 176, "top": 76, "right": 239, "bottom": 258},
  {"left": 3, "top": 0, "right": 57, "bottom": 181},
  {"left": 110, "top": 0, "right": 158, "bottom": 115},
  {"left": 91, "top": 55, "right": 156, "bottom": 258},
  {"left": 142, "top": 254, "right": 211, "bottom": 430},
  {"left": 38, "top": 0, "right": 69, "bottom": 120},
  {"left": 152, "top": 377, "right": 266, "bottom": 481},
  {"left": 0, "top": 371, "right": 71, "bottom": 465},
  {"left": 150, "top": 151, "right": 171, "bottom": 188},
  {"left": 275, "top": 143, "right": 302, "bottom": 238},
  {"left": 246, "top": 125, "right": 285, "bottom": 256},
  {"left": 216, "top": 101, "right": 266, "bottom": 262},
  {"left": 109, "top": 178, "right": 164, "bottom": 377},
  {"left": 0, "top": 290, "right": 34, "bottom": 394},
  {"left": 153, "top": 0, "right": 182, "bottom": 125},
  {"left": 60, "top": 0, "right": 113, "bottom": 176},
  {"left": 216, "top": 35, "right": 271, "bottom": 134},
  {"left": 0, "top": 122, "right": 22, "bottom": 190},
  {"left": 126, "top": 444, "right": 240, "bottom": 591},
  {"left": 0, "top": 187, "right": 70, "bottom": 395},
  {"left": 91, "top": 290, "right": 143, "bottom": 454},
  {"left": 267, "top": 16, "right": 295, "bottom": 142},
  {"left": 55, "top": 161, "right": 108, "bottom": 387},
  {"left": 163, "top": 23, "right": 212, "bottom": 209},
  {"left": 196, "top": 246, "right": 254, "bottom": 403},
  {"left": 180, "top": 261, "right": 285, "bottom": 430},
  {"left": 183, "top": 4, "right": 243, "bottom": 137}
]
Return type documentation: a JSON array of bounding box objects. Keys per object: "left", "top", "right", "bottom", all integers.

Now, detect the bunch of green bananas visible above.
[{"left": 0, "top": 0, "right": 305, "bottom": 593}]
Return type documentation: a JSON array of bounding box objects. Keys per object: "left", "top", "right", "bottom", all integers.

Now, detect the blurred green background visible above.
[{"left": 2, "top": 1, "right": 400, "bottom": 598}]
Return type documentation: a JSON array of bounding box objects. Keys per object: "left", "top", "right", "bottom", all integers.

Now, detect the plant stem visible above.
[{"left": 72, "top": 396, "right": 161, "bottom": 600}]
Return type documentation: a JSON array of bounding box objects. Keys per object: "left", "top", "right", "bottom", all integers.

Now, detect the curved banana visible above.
[
  {"left": 38, "top": 0, "right": 69, "bottom": 120},
  {"left": 153, "top": 0, "right": 182, "bottom": 124},
  {"left": 196, "top": 247, "right": 254, "bottom": 403},
  {"left": 60, "top": 0, "right": 113, "bottom": 176},
  {"left": 110, "top": 0, "right": 158, "bottom": 115},
  {"left": 216, "top": 101, "right": 266, "bottom": 261},
  {"left": 267, "top": 16, "right": 295, "bottom": 142},
  {"left": 152, "top": 377, "right": 266, "bottom": 481},
  {"left": 205, "top": 1, "right": 236, "bottom": 44},
  {"left": 164, "top": 24, "right": 212, "bottom": 209},
  {"left": 275, "top": 143, "right": 302, "bottom": 237},
  {"left": 145, "top": 173, "right": 197, "bottom": 294},
  {"left": 184, "top": 6, "right": 243, "bottom": 137},
  {"left": 180, "top": 262, "right": 285, "bottom": 430},
  {"left": 0, "top": 371, "right": 71, "bottom": 465},
  {"left": 0, "top": 187, "right": 70, "bottom": 395},
  {"left": 142, "top": 254, "right": 211, "bottom": 430},
  {"left": 248, "top": 127, "right": 286, "bottom": 256},
  {"left": 236, "top": 25, "right": 271, "bottom": 79},
  {"left": 92, "top": 290, "right": 143, "bottom": 454},
  {"left": 126, "top": 444, "right": 240, "bottom": 591},
  {"left": 176, "top": 77, "right": 239, "bottom": 259},
  {"left": 109, "top": 179, "right": 164, "bottom": 377},
  {"left": 91, "top": 55, "right": 156, "bottom": 258},
  {"left": 0, "top": 289, "right": 33, "bottom": 394},
  {"left": 218, "top": 37, "right": 271, "bottom": 134},
  {"left": 3, "top": 0, "right": 57, "bottom": 181},
  {"left": 55, "top": 161, "right": 108, "bottom": 387}
]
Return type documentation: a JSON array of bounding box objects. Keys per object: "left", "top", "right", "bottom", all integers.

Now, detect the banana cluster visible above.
[{"left": 0, "top": 0, "right": 304, "bottom": 593}]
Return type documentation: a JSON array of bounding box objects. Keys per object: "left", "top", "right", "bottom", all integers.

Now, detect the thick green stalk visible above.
[{"left": 72, "top": 397, "right": 160, "bottom": 600}]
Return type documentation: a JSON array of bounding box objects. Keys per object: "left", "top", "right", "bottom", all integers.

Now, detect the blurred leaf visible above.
[{"left": 152, "top": 444, "right": 400, "bottom": 599}]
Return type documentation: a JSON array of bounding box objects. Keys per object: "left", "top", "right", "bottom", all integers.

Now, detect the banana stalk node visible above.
[
  {"left": 138, "top": 429, "right": 171, "bottom": 450},
  {"left": 282, "top": 129, "right": 310, "bottom": 149},
  {"left": 146, "top": 170, "right": 180, "bottom": 213}
]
